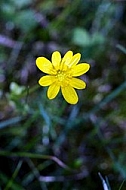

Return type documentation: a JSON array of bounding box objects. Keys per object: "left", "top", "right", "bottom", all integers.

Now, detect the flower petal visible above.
[
  {"left": 61, "top": 85, "right": 78, "bottom": 104},
  {"left": 51, "top": 51, "right": 61, "bottom": 70},
  {"left": 68, "top": 53, "right": 81, "bottom": 67},
  {"left": 72, "top": 63, "right": 90, "bottom": 77},
  {"left": 39, "top": 75, "right": 57, "bottom": 86},
  {"left": 47, "top": 83, "right": 60, "bottom": 99},
  {"left": 70, "top": 78, "right": 86, "bottom": 89},
  {"left": 36, "top": 57, "right": 56, "bottom": 74},
  {"left": 59, "top": 51, "right": 73, "bottom": 71},
  {"left": 61, "top": 51, "right": 73, "bottom": 65}
]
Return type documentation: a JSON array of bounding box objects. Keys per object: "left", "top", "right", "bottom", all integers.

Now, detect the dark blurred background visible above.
[{"left": 0, "top": 0, "right": 126, "bottom": 189}]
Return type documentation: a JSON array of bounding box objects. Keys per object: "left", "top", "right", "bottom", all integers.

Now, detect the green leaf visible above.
[
  {"left": 72, "top": 28, "right": 91, "bottom": 47},
  {"left": 72, "top": 27, "right": 105, "bottom": 47},
  {"left": 14, "top": 10, "right": 37, "bottom": 32}
]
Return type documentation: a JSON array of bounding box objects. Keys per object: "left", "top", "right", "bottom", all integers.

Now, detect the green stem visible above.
[{"left": 0, "top": 150, "right": 71, "bottom": 171}]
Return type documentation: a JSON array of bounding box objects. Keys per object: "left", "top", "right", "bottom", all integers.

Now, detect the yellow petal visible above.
[
  {"left": 72, "top": 63, "right": 90, "bottom": 77},
  {"left": 39, "top": 75, "right": 57, "bottom": 86},
  {"left": 68, "top": 53, "right": 81, "bottom": 67},
  {"left": 61, "top": 51, "right": 73, "bottom": 65},
  {"left": 36, "top": 57, "right": 56, "bottom": 74},
  {"left": 47, "top": 83, "right": 60, "bottom": 99},
  {"left": 51, "top": 51, "right": 61, "bottom": 70},
  {"left": 61, "top": 86, "right": 78, "bottom": 104},
  {"left": 70, "top": 78, "right": 86, "bottom": 89}
]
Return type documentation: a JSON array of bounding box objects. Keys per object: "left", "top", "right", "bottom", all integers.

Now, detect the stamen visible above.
[{"left": 57, "top": 71, "right": 65, "bottom": 81}]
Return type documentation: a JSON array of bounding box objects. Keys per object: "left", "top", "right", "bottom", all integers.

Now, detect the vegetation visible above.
[{"left": 0, "top": 0, "right": 126, "bottom": 189}]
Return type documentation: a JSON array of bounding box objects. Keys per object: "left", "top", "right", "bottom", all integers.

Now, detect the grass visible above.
[{"left": 0, "top": 0, "right": 126, "bottom": 189}]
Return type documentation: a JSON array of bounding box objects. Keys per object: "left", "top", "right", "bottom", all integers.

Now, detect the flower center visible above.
[
  {"left": 56, "top": 70, "right": 72, "bottom": 87},
  {"left": 57, "top": 71, "right": 65, "bottom": 82}
]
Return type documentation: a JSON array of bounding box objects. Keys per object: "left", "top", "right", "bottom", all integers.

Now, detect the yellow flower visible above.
[{"left": 36, "top": 51, "right": 90, "bottom": 104}]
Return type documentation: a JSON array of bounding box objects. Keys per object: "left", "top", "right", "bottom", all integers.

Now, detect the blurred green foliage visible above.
[{"left": 0, "top": 0, "right": 126, "bottom": 189}]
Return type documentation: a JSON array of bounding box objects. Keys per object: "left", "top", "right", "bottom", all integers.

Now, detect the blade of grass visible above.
[
  {"left": 4, "top": 160, "right": 23, "bottom": 190},
  {"left": 88, "top": 81, "right": 126, "bottom": 116},
  {"left": 22, "top": 160, "right": 51, "bottom": 187},
  {"left": 118, "top": 180, "right": 125, "bottom": 190},
  {"left": 0, "top": 172, "right": 25, "bottom": 190},
  {"left": 98, "top": 173, "right": 110, "bottom": 190},
  {"left": 116, "top": 44, "right": 126, "bottom": 54},
  {"left": 25, "top": 158, "right": 48, "bottom": 190},
  {"left": 0, "top": 116, "right": 23, "bottom": 129},
  {"left": 0, "top": 150, "right": 72, "bottom": 171}
]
